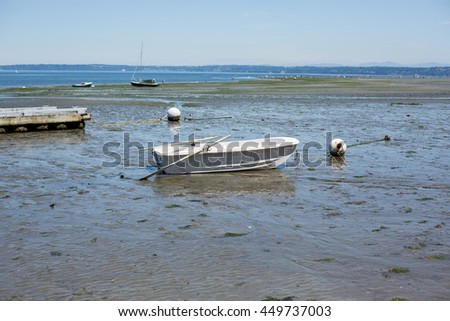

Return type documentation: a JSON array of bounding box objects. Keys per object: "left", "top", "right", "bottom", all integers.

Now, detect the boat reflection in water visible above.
[{"left": 150, "top": 170, "right": 296, "bottom": 196}]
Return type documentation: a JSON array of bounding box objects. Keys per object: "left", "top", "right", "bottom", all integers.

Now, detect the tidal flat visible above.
[{"left": 0, "top": 77, "right": 449, "bottom": 300}]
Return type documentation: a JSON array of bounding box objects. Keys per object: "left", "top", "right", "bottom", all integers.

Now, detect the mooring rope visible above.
[
  {"left": 347, "top": 135, "right": 391, "bottom": 148},
  {"left": 184, "top": 116, "right": 233, "bottom": 121},
  {"left": 92, "top": 115, "right": 166, "bottom": 127}
]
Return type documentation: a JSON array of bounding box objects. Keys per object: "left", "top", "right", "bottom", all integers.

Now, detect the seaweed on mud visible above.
[{"left": 224, "top": 232, "right": 248, "bottom": 237}]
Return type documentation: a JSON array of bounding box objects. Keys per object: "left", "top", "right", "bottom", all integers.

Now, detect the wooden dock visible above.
[{"left": 0, "top": 106, "right": 91, "bottom": 133}]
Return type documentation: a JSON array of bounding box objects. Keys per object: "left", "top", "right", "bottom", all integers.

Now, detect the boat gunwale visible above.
[{"left": 153, "top": 137, "right": 299, "bottom": 156}]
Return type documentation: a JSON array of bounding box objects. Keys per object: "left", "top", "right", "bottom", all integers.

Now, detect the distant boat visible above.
[
  {"left": 72, "top": 82, "right": 93, "bottom": 88},
  {"left": 131, "top": 43, "right": 160, "bottom": 87},
  {"left": 131, "top": 78, "right": 159, "bottom": 87}
]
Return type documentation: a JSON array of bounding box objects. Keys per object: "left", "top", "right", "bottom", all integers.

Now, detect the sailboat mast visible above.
[
  {"left": 131, "top": 42, "right": 143, "bottom": 81},
  {"left": 140, "top": 42, "right": 143, "bottom": 68}
]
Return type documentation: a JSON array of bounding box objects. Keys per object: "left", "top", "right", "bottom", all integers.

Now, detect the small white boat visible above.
[
  {"left": 151, "top": 136, "right": 299, "bottom": 175},
  {"left": 72, "top": 82, "right": 93, "bottom": 88}
]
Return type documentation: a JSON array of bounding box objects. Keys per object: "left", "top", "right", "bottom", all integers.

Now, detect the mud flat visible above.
[
  {"left": 0, "top": 77, "right": 449, "bottom": 300},
  {"left": 1, "top": 77, "right": 450, "bottom": 100}
]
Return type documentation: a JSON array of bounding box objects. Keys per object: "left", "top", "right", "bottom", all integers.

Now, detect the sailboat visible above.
[{"left": 131, "top": 43, "right": 160, "bottom": 87}]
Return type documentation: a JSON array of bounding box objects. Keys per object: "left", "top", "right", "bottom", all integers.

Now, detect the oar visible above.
[
  {"left": 139, "top": 136, "right": 220, "bottom": 151},
  {"left": 172, "top": 135, "right": 220, "bottom": 146},
  {"left": 138, "top": 135, "right": 230, "bottom": 180}
]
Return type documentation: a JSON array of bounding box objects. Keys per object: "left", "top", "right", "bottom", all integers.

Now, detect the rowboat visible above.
[
  {"left": 150, "top": 136, "right": 299, "bottom": 175},
  {"left": 72, "top": 82, "right": 93, "bottom": 88}
]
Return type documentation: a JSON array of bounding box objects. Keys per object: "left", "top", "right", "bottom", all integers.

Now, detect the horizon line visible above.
[{"left": 1, "top": 63, "right": 450, "bottom": 68}]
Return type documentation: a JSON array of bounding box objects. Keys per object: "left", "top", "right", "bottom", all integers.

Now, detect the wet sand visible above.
[{"left": 0, "top": 78, "right": 449, "bottom": 300}]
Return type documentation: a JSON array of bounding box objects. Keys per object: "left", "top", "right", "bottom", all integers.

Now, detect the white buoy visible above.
[
  {"left": 167, "top": 107, "right": 181, "bottom": 122},
  {"left": 329, "top": 138, "right": 347, "bottom": 156}
]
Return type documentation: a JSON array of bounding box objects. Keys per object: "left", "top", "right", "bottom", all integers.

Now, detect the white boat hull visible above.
[
  {"left": 152, "top": 137, "right": 299, "bottom": 174},
  {"left": 72, "top": 82, "right": 93, "bottom": 87}
]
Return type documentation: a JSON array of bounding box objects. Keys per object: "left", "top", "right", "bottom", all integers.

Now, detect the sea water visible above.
[{"left": 0, "top": 70, "right": 279, "bottom": 88}]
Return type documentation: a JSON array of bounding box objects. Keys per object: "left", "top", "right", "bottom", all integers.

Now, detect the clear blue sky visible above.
[{"left": 1, "top": 0, "right": 449, "bottom": 66}]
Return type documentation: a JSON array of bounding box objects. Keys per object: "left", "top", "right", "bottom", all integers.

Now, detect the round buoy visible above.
[
  {"left": 167, "top": 107, "right": 181, "bottom": 122},
  {"left": 329, "top": 138, "right": 347, "bottom": 156}
]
